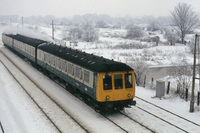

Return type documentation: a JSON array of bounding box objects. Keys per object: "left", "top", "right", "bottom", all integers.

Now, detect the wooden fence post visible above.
[
  {"left": 185, "top": 88, "right": 188, "bottom": 101},
  {"left": 143, "top": 75, "right": 146, "bottom": 88},
  {"left": 0, "top": 122, "right": 4, "bottom": 133},
  {"left": 151, "top": 77, "right": 154, "bottom": 88},
  {"left": 166, "top": 81, "right": 170, "bottom": 94},
  {"left": 177, "top": 83, "right": 180, "bottom": 94}
]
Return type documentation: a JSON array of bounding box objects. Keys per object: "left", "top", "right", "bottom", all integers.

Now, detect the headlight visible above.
[
  {"left": 127, "top": 93, "right": 131, "bottom": 98},
  {"left": 106, "top": 95, "right": 110, "bottom": 100}
]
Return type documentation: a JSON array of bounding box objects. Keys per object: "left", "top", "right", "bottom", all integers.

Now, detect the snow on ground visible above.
[
  {"left": 136, "top": 86, "right": 200, "bottom": 125},
  {"left": 80, "top": 45, "right": 193, "bottom": 66},
  {"left": 0, "top": 58, "right": 55, "bottom": 133}
]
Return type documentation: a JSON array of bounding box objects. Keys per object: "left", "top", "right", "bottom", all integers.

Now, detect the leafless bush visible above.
[
  {"left": 68, "top": 27, "right": 82, "bottom": 41},
  {"left": 112, "top": 42, "right": 154, "bottom": 49},
  {"left": 170, "top": 55, "right": 192, "bottom": 98},
  {"left": 129, "top": 61, "right": 148, "bottom": 86},
  {"left": 62, "top": 23, "right": 99, "bottom": 42},
  {"left": 81, "top": 23, "right": 99, "bottom": 42},
  {"left": 164, "top": 28, "right": 179, "bottom": 45},
  {"left": 126, "top": 25, "right": 144, "bottom": 39}
]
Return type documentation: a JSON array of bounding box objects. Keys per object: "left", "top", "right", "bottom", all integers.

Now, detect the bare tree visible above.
[
  {"left": 81, "top": 23, "right": 99, "bottom": 42},
  {"left": 68, "top": 27, "right": 82, "bottom": 41},
  {"left": 147, "top": 21, "right": 161, "bottom": 31},
  {"left": 62, "top": 23, "right": 99, "bottom": 42},
  {"left": 171, "top": 3, "right": 199, "bottom": 44}
]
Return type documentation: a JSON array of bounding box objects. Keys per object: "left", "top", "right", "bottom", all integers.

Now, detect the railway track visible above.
[
  {"left": 104, "top": 112, "right": 155, "bottom": 133},
  {"left": 0, "top": 51, "right": 89, "bottom": 133},
  {"left": 98, "top": 93, "right": 200, "bottom": 132},
  {"left": 135, "top": 105, "right": 188, "bottom": 133},
  {"left": 136, "top": 96, "right": 200, "bottom": 127},
  {"left": 103, "top": 108, "right": 188, "bottom": 133},
  {"left": 133, "top": 96, "right": 200, "bottom": 133},
  {"left": 53, "top": 82, "right": 155, "bottom": 132}
]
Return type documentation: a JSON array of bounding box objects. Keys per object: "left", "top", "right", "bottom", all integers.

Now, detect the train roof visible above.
[
  {"left": 38, "top": 43, "right": 133, "bottom": 72},
  {"left": 4, "top": 33, "right": 46, "bottom": 47},
  {"left": 3, "top": 33, "right": 133, "bottom": 72}
]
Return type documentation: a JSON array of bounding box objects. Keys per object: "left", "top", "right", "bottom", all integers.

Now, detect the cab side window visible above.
[
  {"left": 125, "top": 74, "right": 133, "bottom": 88},
  {"left": 103, "top": 75, "right": 112, "bottom": 90}
]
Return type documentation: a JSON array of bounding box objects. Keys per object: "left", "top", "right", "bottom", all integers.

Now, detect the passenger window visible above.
[
  {"left": 50, "top": 55, "right": 53, "bottom": 64},
  {"left": 46, "top": 54, "right": 49, "bottom": 63},
  {"left": 44, "top": 54, "right": 47, "bottom": 62},
  {"left": 52, "top": 57, "right": 55, "bottom": 65},
  {"left": 57, "top": 59, "right": 61, "bottom": 68},
  {"left": 75, "top": 66, "right": 81, "bottom": 79},
  {"left": 62, "top": 61, "right": 66, "bottom": 72},
  {"left": 103, "top": 75, "right": 112, "bottom": 90},
  {"left": 125, "top": 74, "right": 133, "bottom": 88},
  {"left": 84, "top": 70, "right": 90, "bottom": 83},
  {"left": 114, "top": 74, "right": 123, "bottom": 89},
  {"left": 68, "top": 63, "right": 74, "bottom": 75}
]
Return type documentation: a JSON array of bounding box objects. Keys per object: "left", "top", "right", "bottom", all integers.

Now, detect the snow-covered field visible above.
[
  {"left": 0, "top": 24, "right": 200, "bottom": 132},
  {"left": 1, "top": 23, "right": 195, "bottom": 67}
]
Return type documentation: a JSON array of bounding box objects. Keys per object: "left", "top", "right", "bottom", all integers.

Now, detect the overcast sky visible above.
[{"left": 0, "top": 0, "right": 200, "bottom": 18}]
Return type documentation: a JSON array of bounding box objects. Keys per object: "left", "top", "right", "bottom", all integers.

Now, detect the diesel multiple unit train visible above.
[{"left": 2, "top": 33, "right": 136, "bottom": 111}]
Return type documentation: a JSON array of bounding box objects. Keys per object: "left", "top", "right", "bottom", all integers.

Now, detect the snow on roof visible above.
[{"left": 3, "top": 26, "right": 55, "bottom": 43}]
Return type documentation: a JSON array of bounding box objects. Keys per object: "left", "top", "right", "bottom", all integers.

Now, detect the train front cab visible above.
[{"left": 96, "top": 70, "right": 136, "bottom": 109}]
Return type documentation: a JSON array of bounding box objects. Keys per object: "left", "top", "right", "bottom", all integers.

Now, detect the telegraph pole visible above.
[
  {"left": 190, "top": 34, "right": 199, "bottom": 112},
  {"left": 51, "top": 20, "right": 54, "bottom": 40}
]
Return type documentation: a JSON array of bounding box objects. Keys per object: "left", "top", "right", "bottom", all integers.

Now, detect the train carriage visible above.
[
  {"left": 2, "top": 34, "right": 14, "bottom": 48},
  {"left": 2, "top": 33, "right": 46, "bottom": 63}
]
